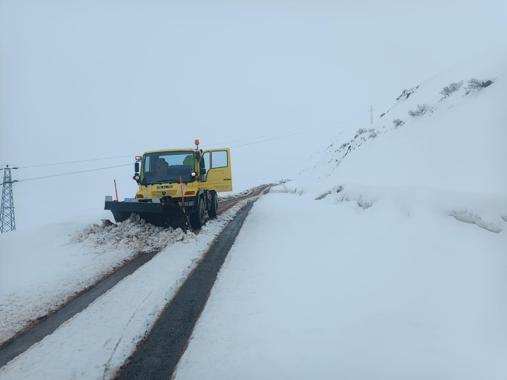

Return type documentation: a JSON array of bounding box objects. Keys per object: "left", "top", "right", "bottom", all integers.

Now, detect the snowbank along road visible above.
[{"left": 0, "top": 184, "right": 270, "bottom": 374}]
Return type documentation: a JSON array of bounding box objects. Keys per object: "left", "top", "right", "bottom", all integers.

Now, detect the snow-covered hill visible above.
[
  {"left": 307, "top": 51, "right": 506, "bottom": 191},
  {"left": 294, "top": 50, "right": 507, "bottom": 233}
]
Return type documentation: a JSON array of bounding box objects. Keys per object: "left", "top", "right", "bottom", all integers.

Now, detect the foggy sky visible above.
[{"left": 1, "top": 0, "right": 506, "bottom": 228}]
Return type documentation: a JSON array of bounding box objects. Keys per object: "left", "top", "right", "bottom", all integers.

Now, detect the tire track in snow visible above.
[
  {"left": 0, "top": 185, "right": 270, "bottom": 369},
  {"left": 115, "top": 200, "right": 261, "bottom": 379}
]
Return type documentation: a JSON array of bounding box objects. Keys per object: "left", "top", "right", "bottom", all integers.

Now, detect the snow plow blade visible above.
[{"left": 104, "top": 196, "right": 188, "bottom": 229}]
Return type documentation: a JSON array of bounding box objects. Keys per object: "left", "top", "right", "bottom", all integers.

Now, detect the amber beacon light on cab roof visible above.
[{"left": 105, "top": 139, "right": 232, "bottom": 230}]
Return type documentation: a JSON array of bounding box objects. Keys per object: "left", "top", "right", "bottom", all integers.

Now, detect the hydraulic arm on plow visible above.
[{"left": 105, "top": 140, "right": 232, "bottom": 230}]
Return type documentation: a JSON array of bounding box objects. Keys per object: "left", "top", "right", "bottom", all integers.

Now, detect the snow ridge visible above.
[{"left": 311, "top": 73, "right": 497, "bottom": 180}]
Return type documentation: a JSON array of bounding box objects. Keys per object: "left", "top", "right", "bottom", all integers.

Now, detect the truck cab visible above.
[{"left": 105, "top": 142, "right": 232, "bottom": 230}]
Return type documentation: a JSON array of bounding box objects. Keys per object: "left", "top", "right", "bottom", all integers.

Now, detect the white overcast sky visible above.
[{"left": 1, "top": 0, "right": 506, "bottom": 227}]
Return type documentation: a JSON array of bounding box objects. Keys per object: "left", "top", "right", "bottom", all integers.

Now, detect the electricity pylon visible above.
[{"left": 0, "top": 165, "right": 18, "bottom": 233}]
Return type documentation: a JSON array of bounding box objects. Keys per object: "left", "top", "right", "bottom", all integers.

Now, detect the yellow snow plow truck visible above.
[{"left": 105, "top": 140, "right": 232, "bottom": 229}]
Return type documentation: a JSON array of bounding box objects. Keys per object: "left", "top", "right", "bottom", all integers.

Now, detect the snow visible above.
[
  {"left": 174, "top": 52, "right": 507, "bottom": 379},
  {"left": 0, "top": 219, "right": 128, "bottom": 344},
  {"left": 175, "top": 192, "right": 507, "bottom": 380},
  {"left": 292, "top": 49, "right": 507, "bottom": 236},
  {"left": 1, "top": 215, "right": 189, "bottom": 345},
  {"left": 1, "top": 43, "right": 506, "bottom": 379},
  {"left": 302, "top": 50, "right": 507, "bottom": 197},
  {"left": 0, "top": 202, "right": 250, "bottom": 379}
]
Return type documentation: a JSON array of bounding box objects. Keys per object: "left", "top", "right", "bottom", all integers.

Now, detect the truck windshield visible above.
[{"left": 142, "top": 151, "right": 196, "bottom": 185}]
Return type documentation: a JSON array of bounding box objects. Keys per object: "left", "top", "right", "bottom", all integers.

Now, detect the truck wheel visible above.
[
  {"left": 208, "top": 191, "right": 218, "bottom": 218},
  {"left": 190, "top": 195, "right": 207, "bottom": 229}
]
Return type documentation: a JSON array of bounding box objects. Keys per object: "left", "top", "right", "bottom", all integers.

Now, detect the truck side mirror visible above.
[{"left": 134, "top": 162, "right": 140, "bottom": 174}]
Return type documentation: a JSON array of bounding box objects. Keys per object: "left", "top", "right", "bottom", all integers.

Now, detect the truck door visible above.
[{"left": 203, "top": 148, "right": 232, "bottom": 192}]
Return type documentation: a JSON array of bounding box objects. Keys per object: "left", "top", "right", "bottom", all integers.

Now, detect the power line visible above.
[
  {"left": 4, "top": 131, "right": 305, "bottom": 178},
  {"left": 16, "top": 154, "right": 133, "bottom": 169},
  {"left": 3, "top": 134, "right": 298, "bottom": 184},
  {"left": 7, "top": 134, "right": 292, "bottom": 183},
  {"left": 18, "top": 163, "right": 132, "bottom": 183},
  {"left": 5, "top": 136, "right": 261, "bottom": 170},
  {"left": 12, "top": 134, "right": 273, "bottom": 170}
]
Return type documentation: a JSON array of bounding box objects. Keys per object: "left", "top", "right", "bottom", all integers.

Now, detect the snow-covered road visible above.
[
  {"left": 0, "top": 203, "right": 249, "bottom": 379},
  {"left": 0, "top": 185, "right": 269, "bottom": 349},
  {"left": 175, "top": 191, "right": 507, "bottom": 380}
]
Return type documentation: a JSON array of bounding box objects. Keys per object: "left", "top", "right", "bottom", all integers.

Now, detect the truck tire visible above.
[
  {"left": 190, "top": 195, "right": 207, "bottom": 229},
  {"left": 208, "top": 191, "right": 218, "bottom": 218}
]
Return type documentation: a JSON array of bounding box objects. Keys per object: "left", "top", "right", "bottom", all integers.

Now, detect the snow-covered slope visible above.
[
  {"left": 302, "top": 50, "right": 507, "bottom": 197},
  {"left": 293, "top": 51, "right": 507, "bottom": 234}
]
